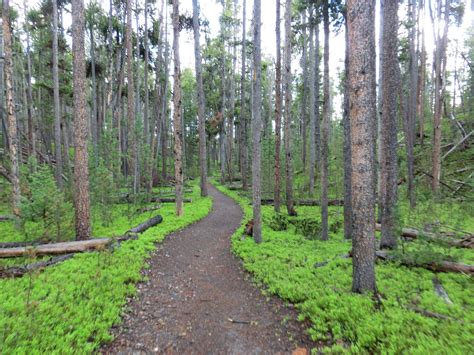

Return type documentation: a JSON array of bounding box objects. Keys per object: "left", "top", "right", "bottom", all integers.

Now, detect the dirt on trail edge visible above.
[{"left": 102, "top": 184, "right": 315, "bottom": 354}]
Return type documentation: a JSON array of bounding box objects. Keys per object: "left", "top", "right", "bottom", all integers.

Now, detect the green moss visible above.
[
  {"left": 0, "top": 185, "right": 212, "bottom": 353},
  {"left": 214, "top": 181, "right": 474, "bottom": 354}
]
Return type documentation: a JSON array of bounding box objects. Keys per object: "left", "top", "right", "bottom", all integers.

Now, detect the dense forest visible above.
[{"left": 0, "top": 0, "right": 473, "bottom": 353}]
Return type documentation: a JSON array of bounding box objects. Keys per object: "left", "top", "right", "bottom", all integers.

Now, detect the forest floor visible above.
[{"left": 102, "top": 184, "right": 315, "bottom": 354}]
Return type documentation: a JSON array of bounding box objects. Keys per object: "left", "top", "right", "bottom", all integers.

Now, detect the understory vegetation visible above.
[
  {"left": 0, "top": 182, "right": 212, "bottom": 353},
  {"left": 215, "top": 182, "right": 474, "bottom": 353}
]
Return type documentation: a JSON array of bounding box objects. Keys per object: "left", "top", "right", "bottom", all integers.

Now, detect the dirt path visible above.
[{"left": 103, "top": 184, "right": 314, "bottom": 354}]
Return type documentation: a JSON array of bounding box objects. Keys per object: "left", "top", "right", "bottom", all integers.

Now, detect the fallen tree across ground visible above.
[
  {"left": 0, "top": 254, "right": 74, "bottom": 278},
  {"left": 0, "top": 215, "right": 14, "bottom": 221},
  {"left": 375, "top": 223, "right": 474, "bottom": 249},
  {"left": 0, "top": 214, "right": 163, "bottom": 259},
  {"left": 257, "top": 198, "right": 344, "bottom": 206},
  {"left": 149, "top": 197, "right": 192, "bottom": 203}
]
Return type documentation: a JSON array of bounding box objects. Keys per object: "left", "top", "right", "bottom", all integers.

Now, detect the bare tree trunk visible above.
[
  {"left": 172, "top": 0, "right": 183, "bottom": 216},
  {"left": 417, "top": 1, "right": 426, "bottom": 146},
  {"left": 342, "top": 13, "right": 352, "bottom": 240},
  {"left": 2, "top": 0, "right": 20, "bottom": 216},
  {"left": 284, "top": 0, "right": 296, "bottom": 216},
  {"left": 52, "top": 0, "right": 63, "bottom": 188},
  {"left": 240, "top": 0, "right": 248, "bottom": 191},
  {"left": 320, "top": 0, "right": 330, "bottom": 240},
  {"left": 308, "top": 15, "right": 318, "bottom": 197},
  {"left": 89, "top": 15, "right": 98, "bottom": 150},
  {"left": 431, "top": 0, "right": 449, "bottom": 192},
  {"left": 125, "top": 0, "right": 136, "bottom": 189},
  {"left": 144, "top": 2, "right": 149, "bottom": 145},
  {"left": 379, "top": 0, "right": 399, "bottom": 250},
  {"left": 72, "top": 0, "right": 91, "bottom": 240},
  {"left": 300, "top": 10, "right": 308, "bottom": 172},
  {"left": 406, "top": 0, "right": 418, "bottom": 207},
  {"left": 227, "top": 4, "right": 237, "bottom": 182},
  {"left": 192, "top": 0, "right": 208, "bottom": 197},
  {"left": 274, "top": 0, "right": 282, "bottom": 213},
  {"left": 347, "top": 0, "right": 377, "bottom": 293},
  {"left": 252, "top": 0, "right": 262, "bottom": 243},
  {"left": 219, "top": 42, "right": 226, "bottom": 184},
  {"left": 23, "top": 1, "right": 36, "bottom": 163}
]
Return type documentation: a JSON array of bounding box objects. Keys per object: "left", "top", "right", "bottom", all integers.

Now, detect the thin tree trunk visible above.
[
  {"left": 172, "top": 0, "right": 183, "bottom": 216},
  {"left": 347, "top": 0, "right": 377, "bottom": 293},
  {"left": 300, "top": 11, "right": 308, "bottom": 172},
  {"left": 144, "top": 2, "right": 149, "bottom": 145},
  {"left": 126, "top": 0, "right": 136, "bottom": 189},
  {"left": 52, "top": 0, "right": 63, "bottom": 188},
  {"left": 192, "top": 0, "right": 208, "bottom": 197},
  {"left": 252, "top": 0, "right": 262, "bottom": 243},
  {"left": 89, "top": 16, "right": 98, "bottom": 150},
  {"left": 23, "top": 1, "right": 36, "bottom": 163},
  {"left": 284, "top": 0, "right": 296, "bottom": 216},
  {"left": 240, "top": 0, "right": 248, "bottom": 191},
  {"left": 2, "top": 0, "right": 20, "bottom": 216},
  {"left": 72, "top": 0, "right": 91, "bottom": 240},
  {"left": 308, "top": 15, "right": 317, "bottom": 197},
  {"left": 274, "top": 0, "right": 282, "bottom": 212},
  {"left": 320, "top": 0, "right": 330, "bottom": 240},
  {"left": 379, "top": 0, "right": 399, "bottom": 249},
  {"left": 342, "top": 13, "right": 352, "bottom": 240},
  {"left": 431, "top": 0, "right": 449, "bottom": 192}
]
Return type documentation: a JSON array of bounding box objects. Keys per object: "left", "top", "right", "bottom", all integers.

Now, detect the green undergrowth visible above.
[
  {"left": 0, "top": 185, "right": 212, "bottom": 353},
  {"left": 214, "top": 181, "right": 474, "bottom": 354}
]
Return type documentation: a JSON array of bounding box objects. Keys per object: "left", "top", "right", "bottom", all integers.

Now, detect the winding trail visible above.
[{"left": 103, "top": 184, "right": 314, "bottom": 354}]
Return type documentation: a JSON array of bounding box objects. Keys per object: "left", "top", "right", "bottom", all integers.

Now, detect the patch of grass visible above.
[
  {"left": 0, "top": 185, "right": 212, "bottom": 353},
  {"left": 214, "top": 181, "right": 474, "bottom": 353}
]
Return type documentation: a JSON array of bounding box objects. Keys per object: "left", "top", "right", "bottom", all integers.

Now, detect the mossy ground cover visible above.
[
  {"left": 214, "top": 181, "right": 474, "bottom": 353},
  {"left": 0, "top": 185, "right": 212, "bottom": 353}
]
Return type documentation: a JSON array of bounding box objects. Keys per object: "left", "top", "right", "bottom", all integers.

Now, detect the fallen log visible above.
[
  {"left": 0, "top": 215, "right": 14, "bottom": 221},
  {"left": 258, "top": 198, "right": 344, "bottom": 206},
  {"left": 136, "top": 205, "right": 162, "bottom": 214},
  {"left": 150, "top": 197, "right": 192, "bottom": 203},
  {"left": 0, "top": 234, "right": 137, "bottom": 258},
  {"left": 375, "top": 223, "right": 474, "bottom": 249},
  {"left": 0, "top": 239, "right": 51, "bottom": 248},
  {"left": 0, "top": 254, "right": 74, "bottom": 278},
  {"left": 127, "top": 215, "right": 163, "bottom": 234},
  {"left": 432, "top": 277, "right": 453, "bottom": 305},
  {"left": 374, "top": 250, "right": 474, "bottom": 275}
]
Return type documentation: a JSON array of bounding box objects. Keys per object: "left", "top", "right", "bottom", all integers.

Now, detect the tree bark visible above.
[
  {"left": 300, "top": 10, "right": 308, "bottom": 172},
  {"left": 284, "top": 0, "right": 296, "bottom": 216},
  {"left": 125, "top": 0, "right": 136, "bottom": 187},
  {"left": 379, "top": 0, "right": 399, "bottom": 249},
  {"left": 342, "top": 13, "right": 352, "bottom": 240},
  {"left": 240, "top": 0, "right": 248, "bottom": 191},
  {"left": 274, "top": 0, "right": 282, "bottom": 212},
  {"left": 72, "top": 0, "right": 91, "bottom": 240},
  {"left": 192, "top": 0, "right": 208, "bottom": 197},
  {"left": 320, "top": 1, "right": 330, "bottom": 240},
  {"left": 308, "top": 15, "right": 318, "bottom": 197},
  {"left": 347, "top": 0, "right": 377, "bottom": 293},
  {"left": 3, "top": 0, "right": 21, "bottom": 216},
  {"left": 252, "top": 0, "right": 262, "bottom": 243},
  {"left": 172, "top": 0, "right": 184, "bottom": 216}
]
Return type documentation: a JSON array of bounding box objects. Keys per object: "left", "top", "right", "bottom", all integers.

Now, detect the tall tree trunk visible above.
[
  {"left": 23, "top": 1, "right": 36, "bottom": 163},
  {"left": 406, "top": 0, "right": 418, "bottom": 207},
  {"left": 417, "top": 1, "right": 426, "bottom": 146},
  {"left": 89, "top": 16, "right": 98, "bottom": 150},
  {"left": 342, "top": 13, "right": 352, "bottom": 240},
  {"left": 274, "top": 0, "right": 282, "bottom": 212},
  {"left": 347, "top": 0, "right": 377, "bottom": 294},
  {"left": 161, "top": 3, "right": 170, "bottom": 182},
  {"left": 144, "top": 2, "right": 149, "bottom": 145},
  {"left": 192, "top": 0, "right": 208, "bottom": 197},
  {"left": 72, "top": 0, "right": 91, "bottom": 240},
  {"left": 284, "top": 0, "right": 296, "bottom": 216},
  {"left": 431, "top": 0, "right": 449, "bottom": 192},
  {"left": 252, "top": 0, "right": 262, "bottom": 243},
  {"left": 320, "top": 0, "right": 330, "bottom": 240},
  {"left": 125, "top": 0, "right": 136, "bottom": 189},
  {"left": 300, "top": 10, "right": 308, "bottom": 172},
  {"left": 2, "top": 0, "right": 20, "bottom": 216},
  {"left": 172, "top": 0, "right": 184, "bottom": 216},
  {"left": 220, "top": 40, "right": 226, "bottom": 184},
  {"left": 308, "top": 16, "right": 318, "bottom": 197},
  {"left": 240, "top": 0, "right": 248, "bottom": 190},
  {"left": 227, "top": 4, "right": 237, "bottom": 182},
  {"left": 379, "top": 0, "right": 399, "bottom": 250},
  {"left": 52, "top": 0, "right": 63, "bottom": 188}
]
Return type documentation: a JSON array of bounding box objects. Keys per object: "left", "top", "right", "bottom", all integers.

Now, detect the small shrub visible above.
[
  {"left": 290, "top": 217, "right": 321, "bottom": 240},
  {"left": 269, "top": 213, "right": 289, "bottom": 231}
]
